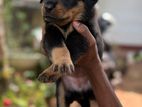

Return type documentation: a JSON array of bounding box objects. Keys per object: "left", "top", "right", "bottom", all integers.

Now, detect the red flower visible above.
[{"left": 3, "top": 98, "right": 12, "bottom": 107}]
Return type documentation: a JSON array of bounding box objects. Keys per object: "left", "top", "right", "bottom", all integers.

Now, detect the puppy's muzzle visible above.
[{"left": 44, "top": 0, "right": 57, "bottom": 12}]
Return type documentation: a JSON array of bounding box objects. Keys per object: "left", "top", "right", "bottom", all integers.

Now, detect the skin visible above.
[{"left": 72, "top": 21, "right": 123, "bottom": 107}]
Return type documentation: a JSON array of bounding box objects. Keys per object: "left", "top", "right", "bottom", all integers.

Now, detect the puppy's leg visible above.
[
  {"left": 78, "top": 99, "right": 90, "bottom": 107},
  {"left": 44, "top": 24, "right": 74, "bottom": 75},
  {"left": 51, "top": 44, "right": 74, "bottom": 74},
  {"left": 56, "top": 80, "right": 66, "bottom": 107},
  {"left": 39, "top": 24, "right": 74, "bottom": 82},
  {"left": 38, "top": 65, "right": 62, "bottom": 83}
]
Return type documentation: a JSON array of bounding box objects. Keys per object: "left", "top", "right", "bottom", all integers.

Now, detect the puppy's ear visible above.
[
  {"left": 90, "top": 0, "right": 98, "bottom": 5},
  {"left": 40, "top": 0, "right": 43, "bottom": 3},
  {"left": 85, "top": 0, "right": 98, "bottom": 7}
]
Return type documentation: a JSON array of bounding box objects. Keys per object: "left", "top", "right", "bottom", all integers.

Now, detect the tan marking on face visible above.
[
  {"left": 41, "top": 1, "right": 84, "bottom": 24},
  {"left": 55, "top": 1, "right": 85, "bottom": 37},
  {"left": 55, "top": 1, "right": 85, "bottom": 26},
  {"left": 41, "top": 1, "right": 85, "bottom": 37}
]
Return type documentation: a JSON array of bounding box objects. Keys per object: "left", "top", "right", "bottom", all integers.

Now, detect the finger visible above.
[{"left": 72, "top": 21, "right": 96, "bottom": 46}]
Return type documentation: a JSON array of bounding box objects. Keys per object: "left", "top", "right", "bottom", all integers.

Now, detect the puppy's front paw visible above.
[
  {"left": 52, "top": 60, "right": 74, "bottom": 75},
  {"left": 51, "top": 47, "right": 74, "bottom": 75},
  {"left": 38, "top": 66, "right": 61, "bottom": 83}
]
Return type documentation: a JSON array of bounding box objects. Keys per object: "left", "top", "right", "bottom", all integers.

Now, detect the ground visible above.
[{"left": 115, "top": 62, "right": 142, "bottom": 107}]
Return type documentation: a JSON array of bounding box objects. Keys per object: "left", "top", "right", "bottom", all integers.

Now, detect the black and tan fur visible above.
[{"left": 38, "top": 0, "right": 104, "bottom": 107}]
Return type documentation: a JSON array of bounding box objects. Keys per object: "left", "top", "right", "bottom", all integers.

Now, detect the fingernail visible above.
[{"left": 73, "top": 21, "right": 80, "bottom": 28}]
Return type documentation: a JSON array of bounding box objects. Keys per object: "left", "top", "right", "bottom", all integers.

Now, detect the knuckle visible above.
[{"left": 78, "top": 24, "right": 88, "bottom": 34}]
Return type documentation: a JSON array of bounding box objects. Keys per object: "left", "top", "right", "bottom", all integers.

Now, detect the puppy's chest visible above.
[
  {"left": 65, "top": 31, "right": 88, "bottom": 62},
  {"left": 62, "top": 76, "right": 91, "bottom": 92}
]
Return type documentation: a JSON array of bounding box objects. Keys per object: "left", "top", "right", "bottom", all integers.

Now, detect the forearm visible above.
[
  {"left": 73, "top": 21, "right": 122, "bottom": 107},
  {"left": 87, "top": 59, "right": 122, "bottom": 107}
]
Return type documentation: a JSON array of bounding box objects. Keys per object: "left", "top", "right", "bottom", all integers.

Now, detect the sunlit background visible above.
[{"left": 0, "top": 0, "right": 142, "bottom": 107}]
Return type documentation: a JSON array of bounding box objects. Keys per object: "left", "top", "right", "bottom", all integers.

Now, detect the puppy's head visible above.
[{"left": 40, "top": 0, "right": 98, "bottom": 26}]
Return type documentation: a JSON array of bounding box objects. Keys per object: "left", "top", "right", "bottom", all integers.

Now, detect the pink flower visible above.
[{"left": 3, "top": 98, "right": 12, "bottom": 107}]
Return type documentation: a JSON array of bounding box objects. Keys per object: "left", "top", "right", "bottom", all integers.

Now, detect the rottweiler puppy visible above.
[{"left": 38, "top": 0, "right": 104, "bottom": 107}]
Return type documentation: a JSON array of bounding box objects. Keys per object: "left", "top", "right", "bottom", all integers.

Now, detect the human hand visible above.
[
  {"left": 73, "top": 21, "right": 97, "bottom": 48},
  {"left": 72, "top": 21, "right": 101, "bottom": 68},
  {"left": 73, "top": 22, "right": 122, "bottom": 107}
]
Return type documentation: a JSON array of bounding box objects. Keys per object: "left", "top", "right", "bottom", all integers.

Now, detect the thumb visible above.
[{"left": 72, "top": 21, "right": 96, "bottom": 46}]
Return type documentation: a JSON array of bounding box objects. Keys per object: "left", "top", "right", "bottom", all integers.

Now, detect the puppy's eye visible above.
[{"left": 62, "top": 0, "right": 77, "bottom": 8}]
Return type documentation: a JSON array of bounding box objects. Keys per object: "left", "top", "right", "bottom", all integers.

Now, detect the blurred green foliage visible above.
[
  {"left": 0, "top": 72, "right": 56, "bottom": 107},
  {"left": 1, "top": 1, "right": 55, "bottom": 107},
  {"left": 4, "top": 0, "right": 13, "bottom": 23},
  {"left": 4, "top": 0, "right": 33, "bottom": 49},
  {"left": 134, "top": 53, "right": 142, "bottom": 62}
]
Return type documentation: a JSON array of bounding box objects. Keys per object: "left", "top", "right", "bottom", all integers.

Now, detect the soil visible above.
[{"left": 115, "top": 62, "right": 142, "bottom": 107}]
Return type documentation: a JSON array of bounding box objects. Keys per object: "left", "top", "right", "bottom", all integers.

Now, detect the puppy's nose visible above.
[{"left": 45, "top": 2, "right": 56, "bottom": 11}]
